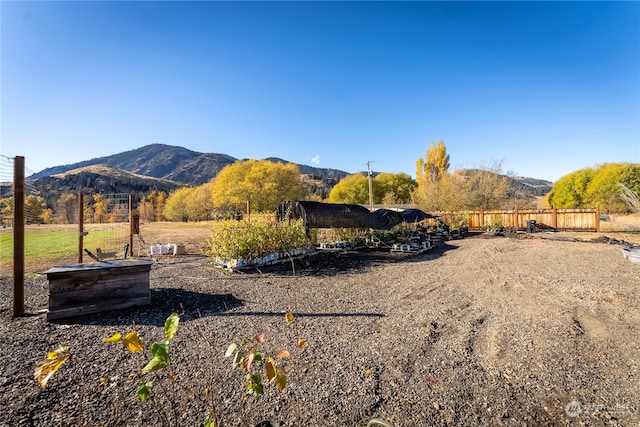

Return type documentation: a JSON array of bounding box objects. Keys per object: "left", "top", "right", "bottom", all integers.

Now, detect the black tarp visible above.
[{"left": 276, "top": 200, "right": 435, "bottom": 230}]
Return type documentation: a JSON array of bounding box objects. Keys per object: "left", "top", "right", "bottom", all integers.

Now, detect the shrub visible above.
[{"left": 206, "top": 217, "right": 310, "bottom": 261}]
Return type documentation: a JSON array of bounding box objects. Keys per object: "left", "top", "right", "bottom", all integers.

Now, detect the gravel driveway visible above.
[{"left": 1, "top": 233, "right": 639, "bottom": 426}]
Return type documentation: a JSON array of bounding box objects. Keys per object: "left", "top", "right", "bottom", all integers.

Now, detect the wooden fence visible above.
[{"left": 435, "top": 207, "right": 600, "bottom": 232}]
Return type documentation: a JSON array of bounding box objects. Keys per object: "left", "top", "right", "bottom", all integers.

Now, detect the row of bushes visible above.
[{"left": 205, "top": 216, "right": 310, "bottom": 260}]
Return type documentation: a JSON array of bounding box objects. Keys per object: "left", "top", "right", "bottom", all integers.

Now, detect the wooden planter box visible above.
[{"left": 45, "top": 259, "right": 152, "bottom": 320}]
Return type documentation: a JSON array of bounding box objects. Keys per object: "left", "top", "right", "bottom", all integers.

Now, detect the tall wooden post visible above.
[
  {"left": 129, "top": 194, "right": 134, "bottom": 257},
  {"left": 13, "top": 156, "right": 25, "bottom": 317},
  {"left": 78, "top": 193, "right": 84, "bottom": 263},
  {"left": 595, "top": 204, "right": 600, "bottom": 232},
  {"left": 552, "top": 207, "right": 558, "bottom": 230},
  {"left": 513, "top": 205, "right": 519, "bottom": 230}
]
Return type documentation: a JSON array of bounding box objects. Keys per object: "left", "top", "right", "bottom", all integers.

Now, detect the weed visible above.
[{"left": 225, "top": 311, "right": 306, "bottom": 398}]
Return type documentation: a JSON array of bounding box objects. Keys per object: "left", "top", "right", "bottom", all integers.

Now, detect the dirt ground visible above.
[{"left": 0, "top": 230, "right": 639, "bottom": 426}]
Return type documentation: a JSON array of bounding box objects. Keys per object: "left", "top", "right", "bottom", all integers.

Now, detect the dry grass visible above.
[{"left": 3, "top": 215, "right": 639, "bottom": 277}]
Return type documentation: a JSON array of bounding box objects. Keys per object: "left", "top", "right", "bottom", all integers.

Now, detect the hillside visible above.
[
  {"left": 455, "top": 169, "right": 553, "bottom": 198},
  {"left": 510, "top": 176, "right": 554, "bottom": 197},
  {"left": 31, "top": 144, "right": 349, "bottom": 186},
  {"left": 31, "top": 164, "right": 183, "bottom": 206},
  {"left": 25, "top": 144, "right": 552, "bottom": 206}
]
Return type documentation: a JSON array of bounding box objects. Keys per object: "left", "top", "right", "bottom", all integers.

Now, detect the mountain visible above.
[
  {"left": 30, "top": 144, "right": 349, "bottom": 186},
  {"left": 31, "top": 164, "right": 183, "bottom": 206},
  {"left": 509, "top": 176, "right": 554, "bottom": 197},
  {"left": 25, "top": 144, "right": 552, "bottom": 206},
  {"left": 263, "top": 157, "right": 348, "bottom": 184},
  {"left": 31, "top": 144, "right": 231, "bottom": 185},
  {"left": 454, "top": 169, "right": 553, "bottom": 198}
]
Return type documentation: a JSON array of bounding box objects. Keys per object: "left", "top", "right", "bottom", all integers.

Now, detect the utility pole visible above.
[{"left": 367, "top": 160, "right": 373, "bottom": 211}]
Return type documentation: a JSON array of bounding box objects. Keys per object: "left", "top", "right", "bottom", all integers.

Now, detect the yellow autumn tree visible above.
[
  {"left": 139, "top": 190, "right": 169, "bottom": 222},
  {"left": 414, "top": 141, "right": 451, "bottom": 211},
  {"left": 164, "top": 188, "right": 193, "bottom": 222},
  {"left": 186, "top": 181, "right": 215, "bottom": 221},
  {"left": 373, "top": 172, "right": 416, "bottom": 205},
  {"left": 328, "top": 172, "right": 417, "bottom": 205},
  {"left": 212, "top": 160, "right": 305, "bottom": 213},
  {"left": 93, "top": 194, "right": 110, "bottom": 224},
  {"left": 327, "top": 173, "right": 369, "bottom": 204},
  {"left": 416, "top": 140, "right": 450, "bottom": 184}
]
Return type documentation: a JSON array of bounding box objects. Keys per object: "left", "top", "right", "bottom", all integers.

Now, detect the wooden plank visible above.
[
  {"left": 45, "top": 259, "right": 152, "bottom": 320},
  {"left": 47, "top": 296, "right": 152, "bottom": 320}
]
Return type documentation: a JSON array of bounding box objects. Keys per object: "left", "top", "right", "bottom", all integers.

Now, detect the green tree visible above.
[
  {"left": 546, "top": 168, "right": 594, "bottom": 209},
  {"left": 212, "top": 160, "right": 305, "bottom": 213},
  {"left": 373, "top": 172, "right": 416, "bottom": 205},
  {"left": 327, "top": 173, "right": 370, "bottom": 204},
  {"left": 584, "top": 163, "right": 640, "bottom": 212},
  {"left": 163, "top": 187, "right": 193, "bottom": 222},
  {"left": 547, "top": 163, "right": 640, "bottom": 212}
]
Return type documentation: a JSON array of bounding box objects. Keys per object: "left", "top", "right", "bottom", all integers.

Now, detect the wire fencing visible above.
[{"left": 1, "top": 155, "right": 136, "bottom": 282}]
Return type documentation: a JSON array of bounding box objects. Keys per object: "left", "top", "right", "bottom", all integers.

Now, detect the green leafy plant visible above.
[
  {"left": 103, "top": 312, "right": 214, "bottom": 426},
  {"left": 482, "top": 217, "right": 504, "bottom": 234},
  {"left": 103, "top": 312, "right": 179, "bottom": 400},
  {"left": 225, "top": 312, "right": 306, "bottom": 397},
  {"left": 438, "top": 211, "right": 470, "bottom": 230},
  {"left": 35, "top": 312, "right": 217, "bottom": 427}
]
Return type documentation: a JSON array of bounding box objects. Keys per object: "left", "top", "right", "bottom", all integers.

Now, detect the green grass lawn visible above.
[{"left": 1, "top": 230, "right": 123, "bottom": 261}]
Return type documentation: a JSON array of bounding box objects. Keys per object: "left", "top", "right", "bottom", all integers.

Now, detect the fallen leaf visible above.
[
  {"left": 285, "top": 312, "right": 295, "bottom": 324},
  {"left": 277, "top": 350, "right": 291, "bottom": 359},
  {"left": 34, "top": 350, "right": 69, "bottom": 389},
  {"left": 276, "top": 368, "right": 287, "bottom": 393},
  {"left": 122, "top": 332, "right": 144, "bottom": 352},
  {"left": 103, "top": 333, "right": 122, "bottom": 344},
  {"left": 265, "top": 357, "right": 277, "bottom": 382}
]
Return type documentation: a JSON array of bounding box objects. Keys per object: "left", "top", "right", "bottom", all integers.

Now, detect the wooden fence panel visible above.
[{"left": 433, "top": 208, "right": 599, "bottom": 232}]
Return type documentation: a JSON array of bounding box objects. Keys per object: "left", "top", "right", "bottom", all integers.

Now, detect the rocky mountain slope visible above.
[{"left": 30, "top": 144, "right": 349, "bottom": 186}]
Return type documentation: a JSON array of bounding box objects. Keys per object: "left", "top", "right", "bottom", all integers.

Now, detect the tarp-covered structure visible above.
[{"left": 276, "top": 200, "right": 435, "bottom": 230}]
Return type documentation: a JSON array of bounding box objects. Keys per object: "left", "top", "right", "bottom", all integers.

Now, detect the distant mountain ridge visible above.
[
  {"left": 31, "top": 144, "right": 349, "bottom": 186},
  {"left": 27, "top": 144, "right": 552, "bottom": 205},
  {"left": 32, "top": 164, "right": 184, "bottom": 206}
]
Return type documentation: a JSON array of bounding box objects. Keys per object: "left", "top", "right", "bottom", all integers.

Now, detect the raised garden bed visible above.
[{"left": 45, "top": 259, "right": 152, "bottom": 320}]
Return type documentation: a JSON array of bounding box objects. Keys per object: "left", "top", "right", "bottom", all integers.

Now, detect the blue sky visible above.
[{"left": 1, "top": 1, "right": 639, "bottom": 182}]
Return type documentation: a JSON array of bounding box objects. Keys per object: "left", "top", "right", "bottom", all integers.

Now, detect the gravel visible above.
[{"left": 1, "top": 233, "right": 639, "bottom": 426}]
